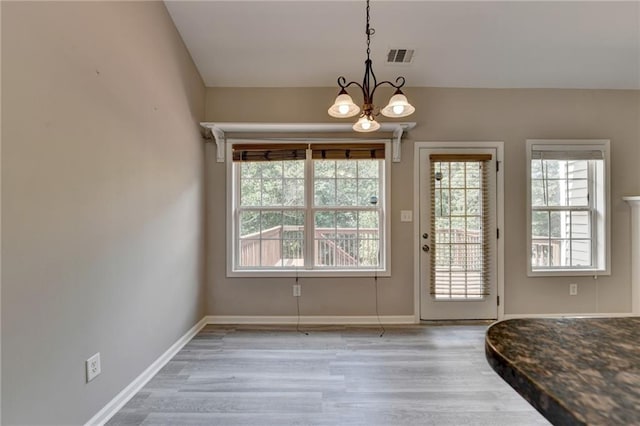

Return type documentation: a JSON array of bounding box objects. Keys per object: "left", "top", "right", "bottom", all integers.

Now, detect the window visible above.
[
  {"left": 227, "top": 141, "right": 389, "bottom": 276},
  {"left": 526, "top": 140, "right": 610, "bottom": 276}
]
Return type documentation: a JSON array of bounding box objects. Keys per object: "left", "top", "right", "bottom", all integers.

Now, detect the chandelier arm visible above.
[
  {"left": 337, "top": 77, "right": 365, "bottom": 92},
  {"left": 369, "top": 76, "right": 407, "bottom": 104}
]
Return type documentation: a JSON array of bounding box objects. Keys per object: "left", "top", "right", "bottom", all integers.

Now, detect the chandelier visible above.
[{"left": 328, "top": 0, "right": 415, "bottom": 132}]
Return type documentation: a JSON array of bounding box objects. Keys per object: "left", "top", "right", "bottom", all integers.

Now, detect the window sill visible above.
[
  {"left": 227, "top": 269, "right": 391, "bottom": 278},
  {"left": 528, "top": 269, "right": 610, "bottom": 278}
]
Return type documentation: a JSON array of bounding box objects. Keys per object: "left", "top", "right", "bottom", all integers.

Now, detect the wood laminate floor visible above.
[{"left": 107, "top": 324, "right": 550, "bottom": 426}]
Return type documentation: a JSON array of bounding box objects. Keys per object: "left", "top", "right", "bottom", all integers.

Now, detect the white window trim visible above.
[
  {"left": 526, "top": 139, "right": 611, "bottom": 277},
  {"left": 225, "top": 138, "right": 392, "bottom": 278}
]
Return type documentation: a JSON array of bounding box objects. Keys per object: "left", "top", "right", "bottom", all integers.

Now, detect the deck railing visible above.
[{"left": 239, "top": 226, "right": 379, "bottom": 267}]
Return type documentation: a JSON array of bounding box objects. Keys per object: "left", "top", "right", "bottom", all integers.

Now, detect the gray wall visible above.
[
  {"left": 205, "top": 87, "right": 639, "bottom": 317},
  {"left": 1, "top": 2, "right": 206, "bottom": 424}
]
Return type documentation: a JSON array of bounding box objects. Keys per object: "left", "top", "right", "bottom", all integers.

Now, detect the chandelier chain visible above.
[{"left": 365, "top": 0, "right": 375, "bottom": 59}]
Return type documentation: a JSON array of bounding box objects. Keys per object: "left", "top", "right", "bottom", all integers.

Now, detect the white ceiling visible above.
[{"left": 165, "top": 1, "right": 640, "bottom": 89}]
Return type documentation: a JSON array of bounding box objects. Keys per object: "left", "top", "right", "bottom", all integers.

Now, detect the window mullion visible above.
[
  {"left": 589, "top": 160, "right": 597, "bottom": 269},
  {"left": 304, "top": 148, "right": 313, "bottom": 269}
]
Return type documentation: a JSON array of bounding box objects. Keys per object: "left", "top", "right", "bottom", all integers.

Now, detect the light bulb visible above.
[
  {"left": 353, "top": 116, "right": 380, "bottom": 132},
  {"left": 381, "top": 91, "right": 415, "bottom": 118},
  {"left": 328, "top": 92, "right": 360, "bottom": 118}
]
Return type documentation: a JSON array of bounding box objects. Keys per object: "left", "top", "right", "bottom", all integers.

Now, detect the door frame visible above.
[{"left": 413, "top": 141, "right": 505, "bottom": 322}]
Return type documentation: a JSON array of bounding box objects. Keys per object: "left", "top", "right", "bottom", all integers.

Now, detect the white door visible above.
[{"left": 419, "top": 147, "right": 498, "bottom": 320}]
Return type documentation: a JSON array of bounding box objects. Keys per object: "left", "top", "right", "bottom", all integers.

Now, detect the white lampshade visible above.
[
  {"left": 328, "top": 92, "right": 360, "bottom": 118},
  {"left": 381, "top": 91, "right": 415, "bottom": 118},
  {"left": 352, "top": 116, "right": 380, "bottom": 132}
]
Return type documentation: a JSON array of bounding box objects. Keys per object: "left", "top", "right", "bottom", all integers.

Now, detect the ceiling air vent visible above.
[{"left": 387, "top": 49, "right": 414, "bottom": 64}]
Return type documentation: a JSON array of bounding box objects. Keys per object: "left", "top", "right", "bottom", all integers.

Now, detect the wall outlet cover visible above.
[{"left": 86, "top": 352, "right": 101, "bottom": 382}]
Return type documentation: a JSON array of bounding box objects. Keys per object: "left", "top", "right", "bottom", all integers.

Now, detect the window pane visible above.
[
  {"left": 567, "top": 160, "right": 588, "bottom": 179},
  {"left": 568, "top": 179, "right": 589, "bottom": 206},
  {"left": 358, "top": 211, "right": 379, "bottom": 231},
  {"left": 436, "top": 217, "right": 450, "bottom": 244},
  {"left": 314, "top": 161, "right": 335, "bottom": 178},
  {"left": 466, "top": 163, "right": 480, "bottom": 188},
  {"left": 570, "top": 240, "right": 591, "bottom": 267},
  {"left": 434, "top": 189, "right": 450, "bottom": 217},
  {"left": 531, "top": 160, "right": 543, "bottom": 179},
  {"left": 571, "top": 211, "right": 590, "bottom": 239},
  {"left": 450, "top": 217, "right": 465, "bottom": 242},
  {"left": 315, "top": 210, "right": 335, "bottom": 229},
  {"left": 531, "top": 179, "right": 546, "bottom": 207},
  {"left": 436, "top": 163, "right": 449, "bottom": 187},
  {"left": 553, "top": 239, "right": 569, "bottom": 267},
  {"left": 283, "top": 179, "right": 304, "bottom": 206},
  {"left": 336, "top": 211, "right": 357, "bottom": 229},
  {"left": 466, "top": 189, "right": 480, "bottom": 214},
  {"left": 284, "top": 161, "right": 304, "bottom": 178},
  {"left": 358, "top": 161, "right": 378, "bottom": 178},
  {"left": 240, "top": 179, "right": 261, "bottom": 207},
  {"left": 358, "top": 178, "right": 379, "bottom": 207},
  {"left": 532, "top": 211, "right": 549, "bottom": 238},
  {"left": 282, "top": 211, "right": 305, "bottom": 267},
  {"left": 239, "top": 211, "right": 260, "bottom": 237},
  {"left": 241, "top": 162, "right": 261, "bottom": 179},
  {"left": 314, "top": 179, "right": 336, "bottom": 206},
  {"left": 261, "top": 162, "right": 282, "bottom": 179},
  {"left": 314, "top": 209, "right": 380, "bottom": 268},
  {"left": 542, "top": 160, "right": 562, "bottom": 179},
  {"left": 239, "top": 160, "right": 306, "bottom": 207},
  {"left": 466, "top": 217, "right": 480, "bottom": 234},
  {"left": 336, "top": 161, "right": 357, "bottom": 178},
  {"left": 450, "top": 190, "right": 466, "bottom": 215},
  {"left": 262, "top": 179, "right": 283, "bottom": 205},
  {"left": 450, "top": 162, "right": 465, "bottom": 187},
  {"left": 238, "top": 210, "right": 305, "bottom": 268},
  {"left": 531, "top": 240, "right": 550, "bottom": 267},
  {"left": 550, "top": 211, "right": 563, "bottom": 238},
  {"left": 358, "top": 211, "right": 380, "bottom": 267},
  {"left": 261, "top": 211, "right": 283, "bottom": 233},
  {"left": 336, "top": 178, "right": 358, "bottom": 206},
  {"left": 545, "top": 180, "right": 562, "bottom": 206}
]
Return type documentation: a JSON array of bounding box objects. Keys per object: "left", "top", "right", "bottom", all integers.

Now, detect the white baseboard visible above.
[
  {"left": 206, "top": 315, "right": 417, "bottom": 325},
  {"left": 85, "top": 316, "right": 208, "bottom": 426},
  {"left": 502, "top": 312, "right": 637, "bottom": 320}
]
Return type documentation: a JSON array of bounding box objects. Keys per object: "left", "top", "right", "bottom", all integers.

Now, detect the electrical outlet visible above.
[
  {"left": 293, "top": 284, "right": 301, "bottom": 297},
  {"left": 569, "top": 283, "right": 578, "bottom": 296},
  {"left": 86, "top": 353, "right": 101, "bottom": 382}
]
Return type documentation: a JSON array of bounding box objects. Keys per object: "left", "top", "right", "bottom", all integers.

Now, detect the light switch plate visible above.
[{"left": 400, "top": 210, "right": 413, "bottom": 222}]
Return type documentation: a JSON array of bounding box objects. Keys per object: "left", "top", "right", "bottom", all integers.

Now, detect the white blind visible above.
[
  {"left": 429, "top": 155, "right": 492, "bottom": 298},
  {"left": 531, "top": 147, "right": 604, "bottom": 161}
]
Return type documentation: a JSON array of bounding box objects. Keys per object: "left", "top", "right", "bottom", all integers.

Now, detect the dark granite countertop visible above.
[{"left": 485, "top": 317, "right": 640, "bottom": 426}]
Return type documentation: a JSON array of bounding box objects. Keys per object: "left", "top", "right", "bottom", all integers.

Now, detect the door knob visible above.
[
  {"left": 422, "top": 244, "right": 430, "bottom": 252},
  {"left": 422, "top": 233, "right": 429, "bottom": 239}
]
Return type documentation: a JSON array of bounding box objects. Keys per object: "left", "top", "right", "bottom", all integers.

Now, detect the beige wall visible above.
[
  {"left": 1, "top": 2, "right": 206, "bottom": 424},
  {"left": 205, "top": 87, "right": 639, "bottom": 317}
]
